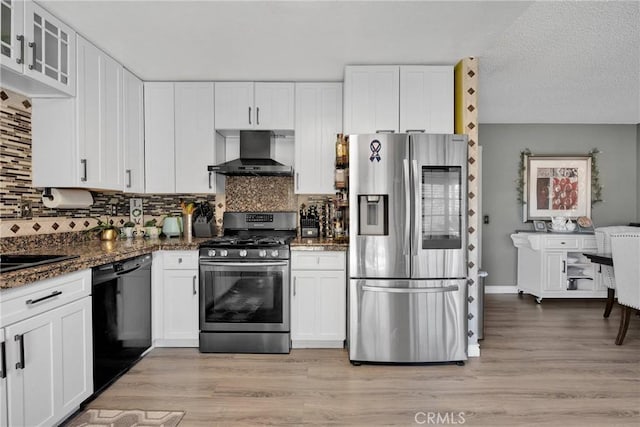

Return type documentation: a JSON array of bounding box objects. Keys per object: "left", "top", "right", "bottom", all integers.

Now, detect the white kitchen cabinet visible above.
[
  {"left": 144, "top": 82, "right": 175, "bottom": 193},
  {"left": 175, "top": 82, "right": 220, "bottom": 193},
  {"left": 144, "top": 82, "right": 222, "bottom": 194},
  {"left": 123, "top": 69, "right": 145, "bottom": 193},
  {"left": 153, "top": 251, "right": 199, "bottom": 347},
  {"left": 399, "top": 65, "right": 453, "bottom": 133},
  {"left": 294, "top": 83, "right": 343, "bottom": 194},
  {"left": 0, "top": 1, "right": 76, "bottom": 96},
  {"left": 291, "top": 251, "right": 346, "bottom": 348},
  {"left": 0, "top": 329, "right": 7, "bottom": 427},
  {"left": 215, "top": 82, "right": 294, "bottom": 130},
  {"left": 0, "top": 270, "right": 92, "bottom": 427},
  {"left": 511, "top": 233, "right": 605, "bottom": 303},
  {"left": 344, "top": 65, "right": 454, "bottom": 135},
  {"left": 344, "top": 65, "right": 400, "bottom": 134},
  {"left": 32, "top": 35, "right": 123, "bottom": 190}
]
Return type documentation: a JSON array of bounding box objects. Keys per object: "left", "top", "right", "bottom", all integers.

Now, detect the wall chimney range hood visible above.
[{"left": 208, "top": 131, "right": 293, "bottom": 176}]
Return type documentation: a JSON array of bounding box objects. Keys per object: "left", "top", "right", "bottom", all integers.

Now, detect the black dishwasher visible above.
[{"left": 91, "top": 254, "right": 152, "bottom": 395}]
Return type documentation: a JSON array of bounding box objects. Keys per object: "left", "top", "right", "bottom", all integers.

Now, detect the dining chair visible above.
[
  {"left": 594, "top": 226, "right": 638, "bottom": 317},
  {"left": 610, "top": 231, "right": 640, "bottom": 345}
]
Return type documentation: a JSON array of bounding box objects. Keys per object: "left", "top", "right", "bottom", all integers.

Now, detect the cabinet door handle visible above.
[
  {"left": 562, "top": 261, "right": 566, "bottom": 273},
  {"left": 126, "top": 169, "right": 132, "bottom": 188},
  {"left": 26, "top": 290, "right": 62, "bottom": 305},
  {"left": 376, "top": 130, "right": 395, "bottom": 134},
  {"left": 81, "top": 159, "right": 87, "bottom": 182},
  {"left": 598, "top": 264, "right": 602, "bottom": 273},
  {"left": 293, "top": 277, "right": 297, "bottom": 297},
  {"left": 405, "top": 129, "right": 425, "bottom": 133},
  {"left": 14, "top": 334, "right": 24, "bottom": 370},
  {"left": 256, "top": 107, "right": 260, "bottom": 125},
  {"left": 192, "top": 275, "right": 197, "bottom": 295},
  {"left": 296, "top": 172, "right": 299, "bottom": 190},
  {"left": 28, "top": 41, "right": 36, "bottom": 70},
  {"left": 16, "top": 35, "right": 25, "bottom": 64},
  {"left": 0, "top": 341, "right": 6, "bottom": 378},
  {"left": 248, "top": 106, "right": 252, "bottom": 125},
  {"left": 208, "top": 171, "right": 212, "bottom": 189}
]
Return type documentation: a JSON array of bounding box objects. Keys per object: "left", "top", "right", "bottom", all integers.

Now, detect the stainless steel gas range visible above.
[{"left": 198, "top": 212, "right": 297, "bottom": 354}]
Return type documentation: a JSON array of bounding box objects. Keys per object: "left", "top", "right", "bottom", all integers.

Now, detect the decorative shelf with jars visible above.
[{"left": 334, "top": 134, "right": 349, "bottom": 243}]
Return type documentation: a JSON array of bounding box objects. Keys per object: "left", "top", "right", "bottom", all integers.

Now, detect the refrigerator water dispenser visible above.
[{"left": 358, "top": 195, "right": 388, "bottom": 235}]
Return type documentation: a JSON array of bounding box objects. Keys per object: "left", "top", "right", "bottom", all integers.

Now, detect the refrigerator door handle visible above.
[
  {"left": 362, "top": 285, "right": 459, "bottom": 294},
  {"left": 403, "top": 158, "right": 411, "bottom": 255},
  {"left": 411, "top": 159, "right": 420, "bottom": 256}
]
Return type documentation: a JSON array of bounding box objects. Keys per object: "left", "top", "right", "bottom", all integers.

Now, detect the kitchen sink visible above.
[{"left": 0, "top": 254, "right": 80, "bottom": 273}]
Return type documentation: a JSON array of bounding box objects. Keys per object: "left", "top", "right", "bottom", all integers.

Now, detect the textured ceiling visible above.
[{"left": 39, "top": 0, "right": 640, "bottom": 124}]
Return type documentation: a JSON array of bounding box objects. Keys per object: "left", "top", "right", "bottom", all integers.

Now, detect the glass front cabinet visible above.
[{"left": 0, "top": 0, "right": 75, "bottom": 96}]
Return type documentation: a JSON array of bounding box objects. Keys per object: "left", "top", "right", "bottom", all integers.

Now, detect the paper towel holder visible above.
[{"left": 42, "top": 187, "right": 54, "bottom": 201}]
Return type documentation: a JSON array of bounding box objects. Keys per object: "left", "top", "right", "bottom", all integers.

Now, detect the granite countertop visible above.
[
  {"left": 514, "top": 229, "right": 595, "bottom": 235},
  {"left": 0, "top": 237, "right": 209, "bottom": 290},
  {"left": 290, "top": 237, "right": 349, "bottom": 251}
]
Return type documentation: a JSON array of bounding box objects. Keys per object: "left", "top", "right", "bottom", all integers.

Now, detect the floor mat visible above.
[{"left": 64, "top": 409, "right": 185, "bottom": 427}]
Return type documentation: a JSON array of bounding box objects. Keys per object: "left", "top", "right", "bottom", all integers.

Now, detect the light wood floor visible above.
[{"left": 79, "top": 295, "right": 640, "bottom": 426}]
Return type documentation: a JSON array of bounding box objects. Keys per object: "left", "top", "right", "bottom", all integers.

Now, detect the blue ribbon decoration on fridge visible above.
[{"left": 369, "top": 140, "right": 382, "bottom": 162}]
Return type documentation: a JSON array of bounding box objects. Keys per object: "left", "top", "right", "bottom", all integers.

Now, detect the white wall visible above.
[
  {"left": 480, "top": 124, "right": 638, "bottom": 286},
  {"left": 637, "top": 123, "right": 640, "bottom": 221}
]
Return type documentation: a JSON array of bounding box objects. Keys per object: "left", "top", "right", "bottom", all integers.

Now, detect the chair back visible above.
[
  {"left": 595, "top": 226, "right": 638, "bottom": 289},
  {"left": 611, "top": 231, "right": 640, "bottom": 310}
]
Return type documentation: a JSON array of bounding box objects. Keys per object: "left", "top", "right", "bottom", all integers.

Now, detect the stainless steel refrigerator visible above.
[{"left": 348, "top": 133, "right": 468, "bottom": 363}]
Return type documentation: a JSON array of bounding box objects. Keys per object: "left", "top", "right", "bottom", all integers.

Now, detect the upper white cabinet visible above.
[
  {"left": 76, "top": 35, "right": 123, "bottom": 189},
  {"left": 175, "top": 82, "right": 219, "bottom": 193},
  {"left": 399, "top": 65, "right": 453, "bottom": 133},
  {"left": 123, "top": 69, "right": 145, "bottom": 193},
  {"left": 344, "top": 65, "right": 453, "bottom": 135},
  {"left": 215, "top": 82, "right": 294, "bottom": 130},
  {"left": 0, "top": 1, "right": 76, "bottom": 96},
  {"left": 144, "top": 82, "right": 221, "bottom": 194},
  {"left": 344, "top": 66, "right": 399, "bottom": 134},
  {"left": 32, "top": 35, "right": 124, "bottom": 190},
  {"left": 144, "top": 82, "right": 175, "bottom": 194},
  {"left": 294, "top": 82, "right": 343, "bottom": 194}
]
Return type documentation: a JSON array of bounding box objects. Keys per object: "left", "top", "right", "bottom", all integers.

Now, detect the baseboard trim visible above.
[
  {"left": 486, "top": 285, "right": 518, "bottom": 294},
  {"left": 468, "top": 343, "right": 480, "bottom": 357}
]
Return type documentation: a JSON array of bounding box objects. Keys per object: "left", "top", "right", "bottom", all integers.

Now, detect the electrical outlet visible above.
[
  {"left": 19, "top": 200, "right": 33, "bottom": 219},
  {"left": 110, "top": 204, "right": 118, "bottom": 216}
]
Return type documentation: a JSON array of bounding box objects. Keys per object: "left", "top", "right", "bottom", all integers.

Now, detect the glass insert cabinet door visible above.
[
  {"left": 0, "top": 0, "right": 24, "bottom": 73},
  {"left": 0, "top": 1, "right": 75, "bottom": 94},
  {"left": 421, "top": 166, "right": 463, "bottom": 249}
]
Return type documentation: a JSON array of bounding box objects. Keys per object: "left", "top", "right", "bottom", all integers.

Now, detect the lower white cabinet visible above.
[
  {"left": 511, "top": 233, "right": 605, "bottom": 302},
  {"left": 0, "top": 270, "right": 92, "bottom": 427},
  {"left": 153, "top": 251, "right": 199, "bottom": 347},
  {"left": 291, "top": 251, "right": 346, "bottom": 348},
  {"left": 0, "top": 329, "right": 7, "bottom": 427}
]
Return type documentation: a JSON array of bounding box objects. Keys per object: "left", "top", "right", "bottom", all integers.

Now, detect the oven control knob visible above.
[
  {"left": 220, "top": 249, "right": 228, "bottom": 257},
  {"left": 258, "top": 250, "right": 267, "bottom": 258},
  {"left": 208, "top": 249, "right": 216, "bottom": 257},
  {"left": 271, "top": 250, "right": 279, "bottom": 258},
  {"left": 239, "top": 249, "right": 248, "bottom": 257}
]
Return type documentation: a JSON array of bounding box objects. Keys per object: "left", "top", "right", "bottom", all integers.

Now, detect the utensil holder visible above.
[{"left": 182, "top": 213, "right": 193, "bottom": 240}]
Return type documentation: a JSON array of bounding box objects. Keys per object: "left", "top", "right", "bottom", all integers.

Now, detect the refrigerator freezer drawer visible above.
[{"left": 349, "top": 279, "right": 467, "bottom": 363}]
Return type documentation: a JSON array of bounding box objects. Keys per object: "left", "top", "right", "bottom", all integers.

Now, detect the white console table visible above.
[{"left": 511, "top": 232, "right": 607, "bottom": 303}]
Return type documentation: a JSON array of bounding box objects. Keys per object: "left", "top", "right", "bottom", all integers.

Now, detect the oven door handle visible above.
[{"left": 200, "top": 261, "right": 289, "bottom": 268}]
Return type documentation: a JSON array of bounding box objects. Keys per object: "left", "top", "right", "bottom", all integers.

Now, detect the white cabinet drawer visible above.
[
  {"left": 544, "top": 238, "right": 579, "bottom": 249},
  {"left": 581, "top": 238, "right": 597, "bottom": 250},
  {"left": 163, "top": 251, "right": 198, "bottom": 270},
  {"left": 0, "top": 269, "right": 91, "bottom": 327},
  {"left": 292, "top": 251, "right": 346, "bottom": 270}
]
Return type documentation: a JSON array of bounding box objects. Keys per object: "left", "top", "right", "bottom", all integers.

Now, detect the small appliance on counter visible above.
[
  {"left": 193, "top": 202, "right": 216, "bottom": 237},
  {"left": 162, "top": 216, "right": 181, "bottom": 237}
]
